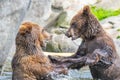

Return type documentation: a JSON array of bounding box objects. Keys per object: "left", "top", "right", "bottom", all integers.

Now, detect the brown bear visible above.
[
  {"left": 12, "top": 22, "right": 68, "bottom": 80},
  {"left": 49, "top": 6, "right": 120, "bottom": 80}
]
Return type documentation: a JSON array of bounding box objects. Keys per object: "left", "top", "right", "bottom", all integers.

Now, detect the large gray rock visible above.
[
  {"left": 52, "top": 0, "right": 97, "bottom": 10},
  {"left": 0, "top": 0, "right": 52, "bottom": 66},
  {"left": 0, "top": 0, "right": 30, "bottom": 66},
  {"left": 46, "top": 34, "right": 82, "bottom": 52},
  {"left": 24, "top": 0, "right": 52, "bottom": 27},
  {"left": 100, "top": 15, "right": 120, "bottom": 38},
  {"left": 95, "top": 0, "right": 120, "bottom": 10}
]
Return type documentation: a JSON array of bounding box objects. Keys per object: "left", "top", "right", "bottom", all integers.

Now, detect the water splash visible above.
[{"left": 51, "top": 68, "right": 92, "bottom": 80}]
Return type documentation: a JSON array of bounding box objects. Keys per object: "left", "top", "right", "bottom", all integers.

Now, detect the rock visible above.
[
  {"left": 45, "top": 11, "right": 63, "bottom": 31},
  {"left": 24, "top": 0, "right": 52, "bottom": 27},
  {"left": 52, "top": 0, "right": 64, "bottom": 10},
  {"left": 95, "top": 0, "right": 120, "bottom": 10},
  {"left": 46, "top": 40, "right": 62, "bottom": 52},
  {"left": 101, "top": 15, "right": 120, "bottom": 38},
  {"left": 52, "top": 0, "right": 97, "bottom": 10},
  {"left": 45, "top": 34, "right": 82, "bottom": 52},
  {"left": 0, "top": 0, "right": 52, "bottom": 66},
  {"left": 101, "top": 16, "right": 120, "bottom": 26},
  {"left": 114, "top": 39, "right": 120, "bottom": 55},
  {"left": 0, "top": 0, "right": 30, "bottom": 66},
  {"left": 51, "top": 28, "right": 67, "bottom": 35},
  {"left": 55, "top": 11, "right": 68, "bottom": 28},
  {"left": 45, "top": 10, "right": 69, "bottom": 31},
  {"left": 102, "top": 23, "right": 113, "bottom": 29}
]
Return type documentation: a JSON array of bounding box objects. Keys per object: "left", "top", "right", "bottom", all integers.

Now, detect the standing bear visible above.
[
  {"left": 49, "top": 5, "right": 120, "bottom": 80},
  {"left": 12, "top": 22, "right": 68, "bottom": 80}
]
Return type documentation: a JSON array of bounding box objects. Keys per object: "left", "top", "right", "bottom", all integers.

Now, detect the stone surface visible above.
[
  {"left": 52, "top": 0, "right": 97, "bottom": 10},
  {"left": 0, "top": 0, "right": 52, "bottom": 66},
  {"left": 0, "top": 0, "right": 30, "bottom": 66},
  {"left": 24, "top": 0, "right": 52, "bottom": 27},
  {"left": 95, "top": 0, "right": 120, "bottom": 10},
  {"left": 100, "top": 15, "right": 120, "bottom": 38},
  {"left": 45, "top": 34, "right": 81, "bottom": 52}
]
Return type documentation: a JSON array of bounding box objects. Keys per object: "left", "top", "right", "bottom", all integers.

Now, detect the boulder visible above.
[
  {"left": 24, "top": 0, "right": 52, "bottom": 27},
  {"left": 0, "top": 0, "right": 52, "bottom": 66},
  {"left": 0, "top": 0, "right": 30, "bottom": 66},
  {"left": 95, "top": 0, "right": 120, "bottom": 10},
  {"left": 101, "top": 15, "right": 120, "bottom": 38},
  {"left": 45, "top": 34, "right": 82, "bottom": 52}
]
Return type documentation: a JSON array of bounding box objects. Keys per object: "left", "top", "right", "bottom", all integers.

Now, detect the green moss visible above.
[
  {"left": 53, "top": 29, "right": 66, "bottom": 35},
  {"left": 117, "top": 29, "right": 120, "bottom": 32},
  {"left": 46, "top": 42, "right": 62, "bottom": 52},
  {"left": 55, "top": 12, "right": 67, "bottom": 27},
  {"left": 117, "top": 36, "right": 120, "bottom": 39},
  {"left": 91, "top": 6, "right": 120, "bottom": 20}
]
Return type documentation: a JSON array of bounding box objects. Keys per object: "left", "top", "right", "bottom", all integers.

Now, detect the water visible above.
[
  {"left": 0, "top": 52, "right": 93, "bottom": 80},
  {"left": 0, "top": 66, "right": 92, "bottom": 80},
  {"left": 51, "top": 68, "right": 92, "bottom": 80}
]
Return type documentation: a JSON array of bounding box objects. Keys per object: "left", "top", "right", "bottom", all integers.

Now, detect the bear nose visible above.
[{"left": 65, "top": 32, "right": 72, "bottom": 38}]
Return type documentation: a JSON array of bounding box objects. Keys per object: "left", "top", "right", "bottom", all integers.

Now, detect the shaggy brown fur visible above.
[
  {"left": 49, "top": 6, "right": 120, "bottom": 80},
  {"left": 12, "top": 22, "right": 67, "bottom": 80}
]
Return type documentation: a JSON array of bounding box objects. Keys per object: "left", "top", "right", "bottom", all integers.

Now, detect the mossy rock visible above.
[
  {"left": 45, "top": 34, "right": 78, "bottom": 53},
  {"left": 51, "top": 28, "right": 67, "bottom": 34},
  {"left": 46, "top": 41, "right": 62, "bottom": 52},
  {"left": 55, "top": 11, "right": 69, "bottom": 28}
]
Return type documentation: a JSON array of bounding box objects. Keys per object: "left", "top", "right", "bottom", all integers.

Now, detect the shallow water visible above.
[
  {"left": 0, "top": 66, "right": 92, "bottom": 80},
  {"left": 0, "top": 52, "right": 93, "bottom": 80},
  {"left": 51, "top": 68, "right": 92, "bottom": 80}
]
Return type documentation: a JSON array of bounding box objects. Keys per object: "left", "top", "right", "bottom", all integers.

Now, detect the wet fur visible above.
[{"left": 12, "top": 22, "right": 67, "bottom": 80}]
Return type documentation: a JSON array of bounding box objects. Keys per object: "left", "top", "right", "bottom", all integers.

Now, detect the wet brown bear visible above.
[
  {"left": 12, "top": 22, "right": 67, "bottom": 80},
  {"left": 49, "top": 6, "right": 120, "bottom": 80}
]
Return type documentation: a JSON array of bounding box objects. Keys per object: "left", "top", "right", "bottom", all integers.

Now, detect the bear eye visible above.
[{"left": 26, "top": 30, "right": 30, "bottom": 34}]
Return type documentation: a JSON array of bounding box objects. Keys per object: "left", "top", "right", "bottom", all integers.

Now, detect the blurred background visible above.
[{"left": 0, "top": 0, "right": 120, "bottom": 80}]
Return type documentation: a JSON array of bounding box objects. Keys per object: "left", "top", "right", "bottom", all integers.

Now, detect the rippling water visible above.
[
  {"left": 0, "top": 52, "right": 93, "bottom": 80},
  {"left": 0, "top": 66, "right": 92, "bottom": 80},
  {"left": 51, "top": 68, "right": 92, "bottom": 80}
]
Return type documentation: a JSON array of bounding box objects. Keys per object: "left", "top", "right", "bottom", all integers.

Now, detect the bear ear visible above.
[
  {"left": 19, "top": 24, "right": 32, "bottom": 35},
  {"left": 82, "top": 5, "right": 91, "bottom": 15}
]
